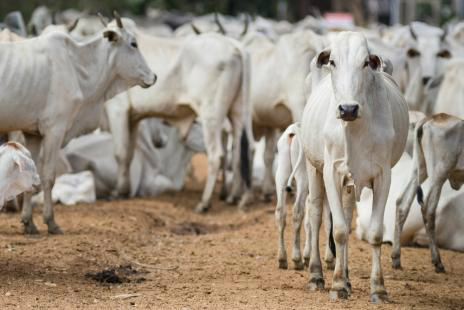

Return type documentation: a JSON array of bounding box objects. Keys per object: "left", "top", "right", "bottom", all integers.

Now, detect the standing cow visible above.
[
  {"left": 392, "top": 113, "right": 464, "bottom": 273},
  {"left": 0, "top": 14, "right": 156, "bottom": 234},
  {"left": 106, "top": 18, "right": 252, "bottom": 213},
  {"left": 300, "top": 32, "right": 408, "bottom": 302}
]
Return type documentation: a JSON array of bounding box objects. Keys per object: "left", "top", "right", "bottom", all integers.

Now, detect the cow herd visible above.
[{"left": 1, "top": 7, "right": 464, "bottom": 304}]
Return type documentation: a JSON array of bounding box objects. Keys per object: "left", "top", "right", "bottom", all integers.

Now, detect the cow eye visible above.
[
  {"left": 131, "top": 42, "right": 138, "bottom": 49},
  {"left": 437, "top": 49, "right": 451, "bottom": 59},
  {"left": 329, "top": 60, "right": 336, "bottom": 67},
  {"left": 407, "top": 48, "right": 420, "bottom": 58}
]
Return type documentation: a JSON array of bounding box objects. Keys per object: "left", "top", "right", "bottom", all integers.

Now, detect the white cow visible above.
[
  {"left": 274, "top": 123, "right": 309, "bottom": 271},
  {"left": 434, "top": 59, "right": 464, "bottom": 118},
  {"left": 106, "top": 18, "right": 252, "bottom": 213},
  {"left": 247, "top": 30, "right": 327, "bottom": 200},
  {"left": 391, "top": 113, "right": 464, "bottom": 273},
  {"left": 0, "top": 14, "right": 156, "bottom": 234},
  {"left": 0, "top": 142, "right": 40, "bottom": 208},
  {"left": 403, "top": 22, "right": 451, "bottom": 112},
  {"left": 300, "top": 32, "right": 408, "bottom": 302}
]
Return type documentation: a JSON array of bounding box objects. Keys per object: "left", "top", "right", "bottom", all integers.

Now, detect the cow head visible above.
[
  {"left": 100, "top": 12, "right": 156, "bottom": 89},
  {"left": 316, "top": 32, "right": 382, "bottom": 122},
  {"left": 406, "top": 22, "right": 451, "bottom": 86}
]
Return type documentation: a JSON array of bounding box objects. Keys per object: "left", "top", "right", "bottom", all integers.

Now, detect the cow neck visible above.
[
  {"left": 69, "top": 35, "right": 118, "bottom": 104},
  {"left": 340, "top": 93, "right": 374, "bottom": 194}
]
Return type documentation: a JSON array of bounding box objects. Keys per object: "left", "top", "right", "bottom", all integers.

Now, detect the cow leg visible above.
[
  {"left": 342, "top": 188, "right": 355, "bottom": 293},
  {"left": 305, "top": 163, "right": 325, "bottom": 291},
  {"left": 41, "top": 132, "right": 64, "bottom": 234},
  {"left": 303, "top": 198, "right": 311, "bottom": 268},
  {"left": 262, "top": 130, "right": 277, "bottom": 202},
  {"left": 219, "top": 130, "right": 229, "bottom": 201},
  {"left": 107, "top": 101, "right": 134, "bottom": 198},
  {"left": 274, "top": 138, "right": 292, "bottom": 269},
  {"left": 391, "top": 167, "right": 425, "bottom": 269},
  {"left": 323, "top": 202, "right": 335, "bottom": 270},
  {"left": 291, "top": 178, "right": 307, "bottom": 270},
  {"left": 20, "top": 134, "right": 42, "bottom": 235},
  {"left": 195, "top": 120, "right": 222, "bottom": 213},
  {"left": 369, "top": 171, "right": 391, "bottom": 303},
  {"left": 226, "top": 115, "right": 244, "bottom": 205},
  {"left": 420, "top": 177, "right": 446, "bottom": 273},
  {"left": 323, "top": 163, "right": 348, "bottom": 300}
]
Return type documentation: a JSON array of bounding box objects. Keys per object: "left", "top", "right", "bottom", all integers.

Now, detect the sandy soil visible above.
[{"left": 0, "top": 154, "right": 463, "bottom": 310}]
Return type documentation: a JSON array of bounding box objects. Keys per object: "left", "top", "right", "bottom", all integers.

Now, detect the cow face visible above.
[
  {"left": 316, "top": 32, "right": 381, "bottom": 122},
  {"left": 406, "top": 24, "right": 451, "bottom": 86},
  {"left": 103, "top": 21, "right": 156, "bottom": 89}
]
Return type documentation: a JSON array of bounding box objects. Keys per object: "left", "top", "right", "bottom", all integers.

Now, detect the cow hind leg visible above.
[
  {"left": 20, "top": 134, "right": 42, "bottom": 235},
  {"left": 195, "top": 121, "right": 222, "bottom": 213},
  {"left": 262, "top": 131, "right": 277, "bottom": 202},
  {"left": 420, "top": 178, "right": 446, "bottom": 273},
  {"left": 219, "top": 130, "right": 229, "bottom": 201},
  {"left": 41, "top": 133, "right": 64, "bottom": 235},
  {"left": 323, "top": 202, "right": 335, "bottom": 270},
  {"left": 291, "top": 181, "right": 307, "bottom": 270}
]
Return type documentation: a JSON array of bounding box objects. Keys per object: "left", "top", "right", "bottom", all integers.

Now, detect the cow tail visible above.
[
  {"left": 329, "top": 212, "right": 336, "bottom": 258},
  {"left": 239, "top": 46, "right": 253, "bottom": 189},
  {"left": 414, "top": 117, "right": 427, "bottom": 206},
  {"left": 286, "top": 124, "right": 304, "bottom": 193}
]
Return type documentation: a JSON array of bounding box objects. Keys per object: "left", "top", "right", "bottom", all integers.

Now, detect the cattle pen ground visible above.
[{"left": 0, "top": 155, "right": 462, "bottom": 310}]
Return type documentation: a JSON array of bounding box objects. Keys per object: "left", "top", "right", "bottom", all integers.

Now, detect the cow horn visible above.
[
  {"left": 214, "top": 13, "right": 226, "bottom": 35},
  {"left": 241, "top": 14, "right": 249, "bottom": 37},
  {"left": 441, "top": 26, "right": 448, "bottom": 42},
  {"left": 97, "top": 13, "right": 108, "bottom": 27},
  {"left": 191, "top": 23, "right": 201, "bottom": 35},
  {"left": 113, "top": 10, "right": 123, "bottom": 28},
  {"left": 409, "top": 23, "right": 417, "bottom": 40},
  {"left": 67, "top": 18, "right": 79, "bottom": 32}
]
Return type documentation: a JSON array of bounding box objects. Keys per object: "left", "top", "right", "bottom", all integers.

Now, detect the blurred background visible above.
[{"left": 1, "top": 0, "right": 464, "bottom": 27}]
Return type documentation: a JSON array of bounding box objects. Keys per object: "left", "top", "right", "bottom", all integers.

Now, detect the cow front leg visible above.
[
  {"left": 262, "top": 131, "right": 277, "bottom": 202},
  {"left": 420, "top": 178, "right": 446, "bottom": 273},
  {"left": 41, "top": 133, "right": 63, "bottom": 234},
  {"left": 20, "top": 134, "right": 42, "bottom": 235},
  {"left": 305, "top": 164, "right": 325, "bottom": 290},
  {"left": 323, "top": 202, "right": 335, "bottom": 270},
  {"left": 323, "top": 163, "right": 348, "bottom": 300},
  {"left": 369, "top": 171, "right": 391, "bottom": 303},
  {"left": 195, "top": 121, "right": 222, "bottom": 213}
]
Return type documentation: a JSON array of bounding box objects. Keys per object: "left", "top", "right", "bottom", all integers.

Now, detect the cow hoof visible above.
[
  {"left": 48, "top": 223, "right": 63, "bottom": 235},
  {"left": 23, "top": 222, "right": 39, "bottom": 235},
  {"left": 293, "top": 260, "right": 305, "bottom": 271},
  {"left": 391, "top": 257, "right": 402, "bottom": 270},
  {"left": 330, "top": 288, "right": 349, "bottom": 301},
  {"left": 305, "top": 277, "right": 325, "bottom": 291},
  {"left": 345, "top": 281, "right": 352, "bottom": 295},
  {"left": 303, "top": 257, "right": 309, "bottom": 268},
  {"left": 325, "top": 260, "right": 335, "bottom": 270},
  {"left": 278, "top": 260, "right": 288, "bottom": 270},
  {"left": 370, "top": 292, "right": 389, "bottom": 304},
  {"left": 434, "top": 263, "right": 445, "bottom": 273},
  {"left": 195, "top": 203, "right": 210, "bottom": 214}
]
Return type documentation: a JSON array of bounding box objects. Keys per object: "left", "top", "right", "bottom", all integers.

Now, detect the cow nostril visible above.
[
  {"left": 353, "top": 105, "right": 359, "bottom": 114},
  {"left": 422, "top": 77, "right": 431, "bottom": 85}
]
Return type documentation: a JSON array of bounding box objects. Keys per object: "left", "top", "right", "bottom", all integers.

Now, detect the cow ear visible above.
[
  {"left": 316, "top": 50, "right": 331, "bottom": 68},
  {"left": 103, "top": 30, "right": 119, "bottom": 42},
  {"left": 368, "top": 54, "right": 382, "bottom": 71}
]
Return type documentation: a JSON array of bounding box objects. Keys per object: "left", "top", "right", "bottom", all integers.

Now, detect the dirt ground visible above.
[{"left": 0, "top": 154, "right": 463, "bottom": 310}]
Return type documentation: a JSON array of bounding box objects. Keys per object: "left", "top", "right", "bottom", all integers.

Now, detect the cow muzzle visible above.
[
  {"left": 337, "top": 104, "right": 359, "bottom": 121},
  {"left": 141, "top": 73, "right": 157, "bottom": 89}
]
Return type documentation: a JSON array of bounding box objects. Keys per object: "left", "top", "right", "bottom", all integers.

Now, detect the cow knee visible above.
[
  {"left": 368, "top": 229, "right": 383, "bottom": 246},
  {"left": 333, "top": 224, "right": 348, "bottom": 244}
]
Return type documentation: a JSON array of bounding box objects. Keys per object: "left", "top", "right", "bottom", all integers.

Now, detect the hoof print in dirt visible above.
[{"left": 86, "top": 265, "right": 147, "bottom": 284}]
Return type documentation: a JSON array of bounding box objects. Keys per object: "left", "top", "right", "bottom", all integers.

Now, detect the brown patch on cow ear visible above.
[
  {"left": 369, "top": 54, "right": 381, "bottom": 71},
  {"left": 103, "top": 30, "right": 119, "bottom": 42},
  {"left": 316, "top": 50, "right": 331, "bottom": 68}
]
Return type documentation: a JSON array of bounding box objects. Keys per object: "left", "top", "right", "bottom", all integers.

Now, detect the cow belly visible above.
[{"left": 253, "top": 103, "right": 292, "bottom": 130}]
